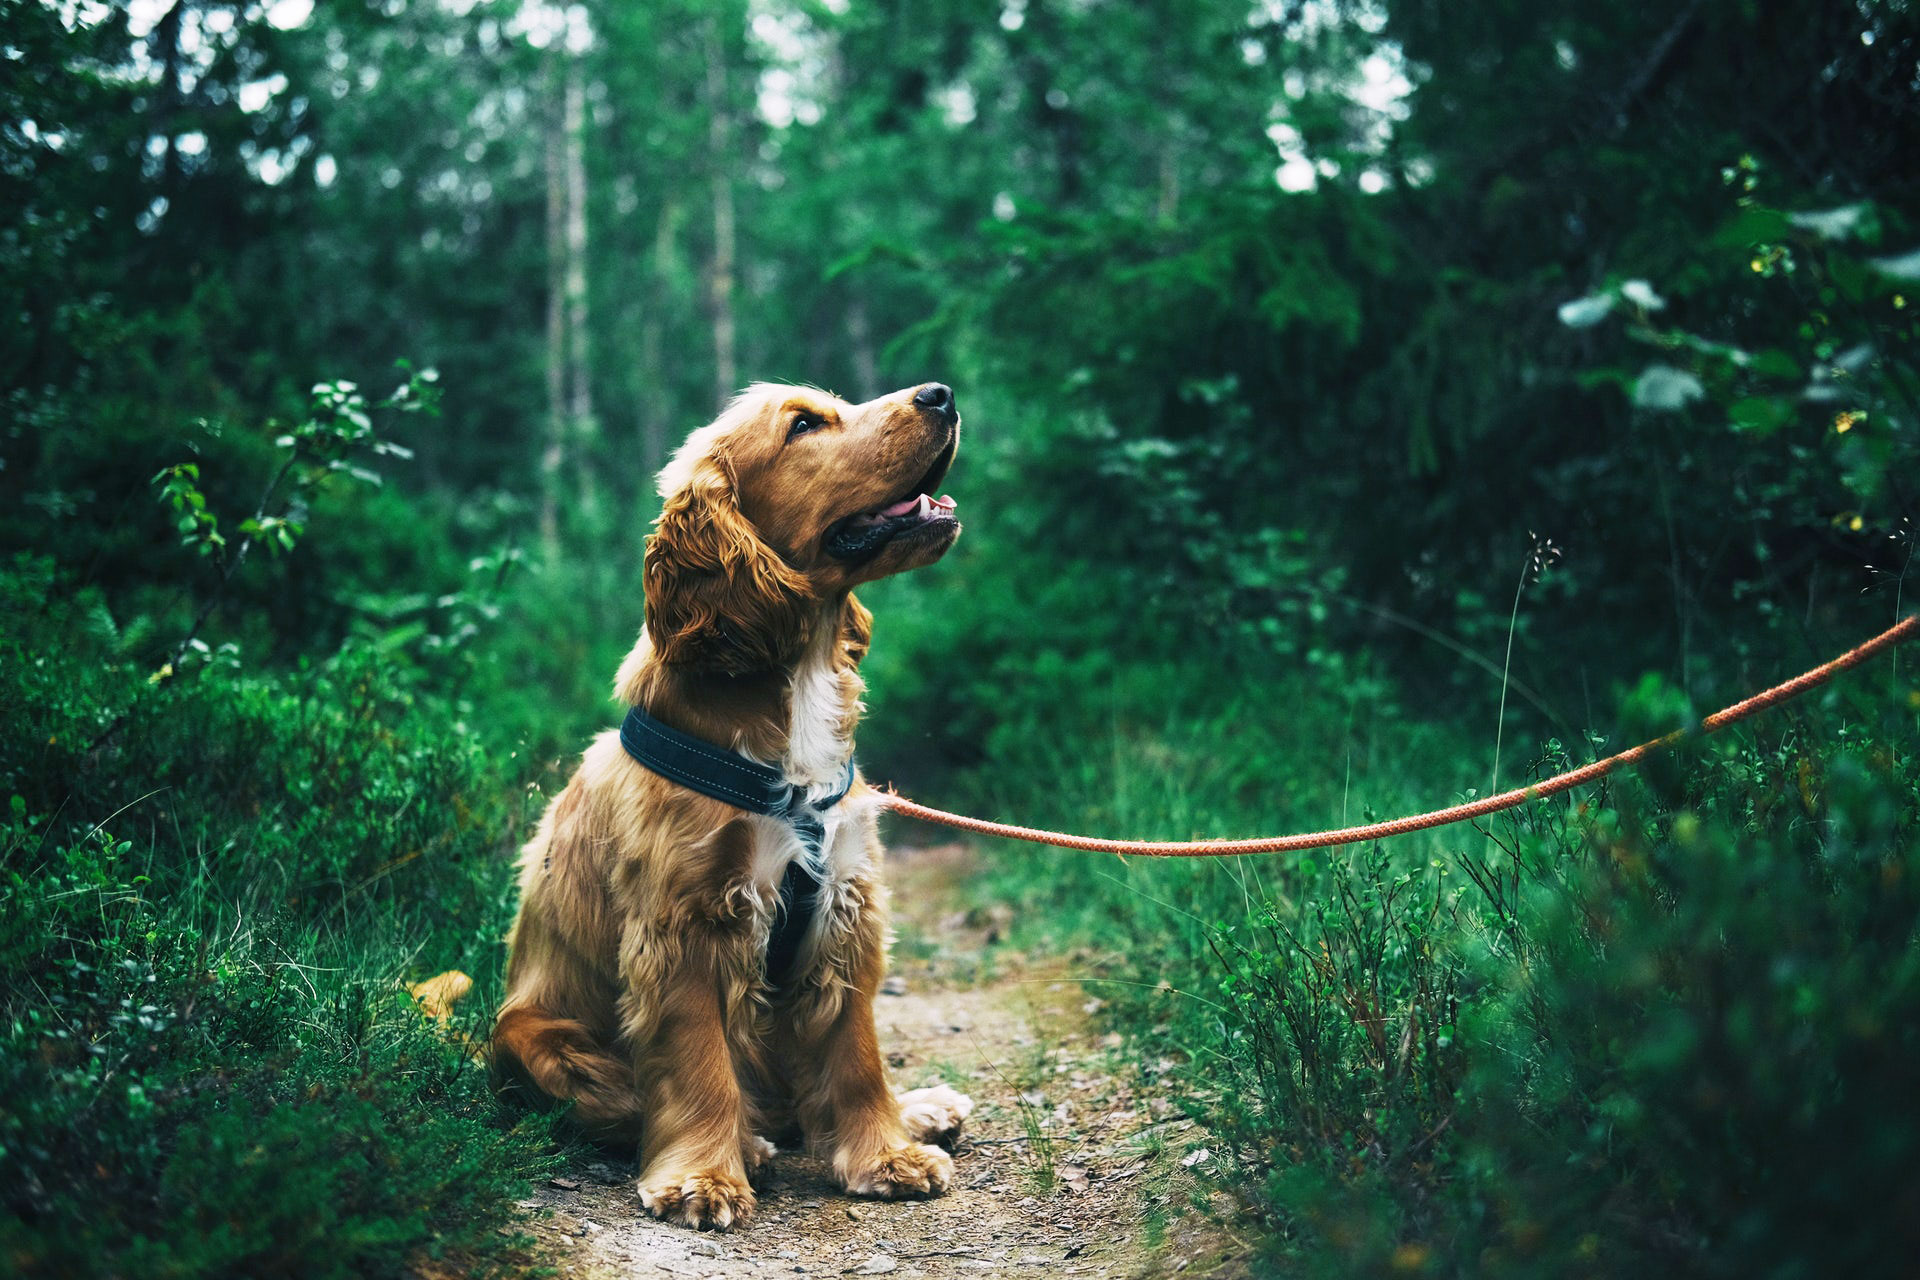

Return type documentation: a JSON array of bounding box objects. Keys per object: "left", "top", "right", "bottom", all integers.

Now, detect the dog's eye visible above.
[{"left": 787, "top": 412, "right": 826, "bottom": 440}]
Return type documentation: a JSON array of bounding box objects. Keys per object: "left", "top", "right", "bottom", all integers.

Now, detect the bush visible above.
[
  {"left": 0, "top": 557, "right": 559, "bottom": 1280},
  {"left": 960, "top": 640, "right": 1920, "bottom": 1274}
]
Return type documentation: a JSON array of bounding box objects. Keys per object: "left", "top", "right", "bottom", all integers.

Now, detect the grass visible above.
[
  {"left": 0, "top": 556, "right": 564, "bottom": 1279},
  {"left": 8, "top": 494, "right": 1917, "bottom": 1280},
  {"left": 905, "top": 625, "right": 1920, "bottom": 1277}
]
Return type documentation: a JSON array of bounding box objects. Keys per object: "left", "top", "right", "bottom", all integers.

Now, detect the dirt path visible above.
[{"left": 511, "top": 843, "right": 1248, "bottom": 1279}]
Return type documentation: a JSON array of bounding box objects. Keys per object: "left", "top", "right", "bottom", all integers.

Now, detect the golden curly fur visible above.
[{"left": 490, "top": 382, "right": 971, "bottom": 1231}]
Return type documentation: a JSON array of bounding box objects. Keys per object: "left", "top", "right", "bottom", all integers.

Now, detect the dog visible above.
[{"left": 490, "top": 381, "right": 973, "bottom": 1230}]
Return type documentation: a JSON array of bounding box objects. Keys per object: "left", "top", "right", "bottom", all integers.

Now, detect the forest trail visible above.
[{"left": 511, "top": 842, "right": 1248, "bottom": 1280}]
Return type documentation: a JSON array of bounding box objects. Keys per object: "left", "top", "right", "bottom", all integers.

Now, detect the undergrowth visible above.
[
  {"left": 0, "top": 556, "right": 562, "bottom": 1279},
  {"left": 917, "top": 613, "right": 1920, "bottom": 1277}
]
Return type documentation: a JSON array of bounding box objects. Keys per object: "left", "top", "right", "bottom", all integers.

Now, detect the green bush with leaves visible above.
[
  {"left": 0, "top": 557, "right": 559, "bottom": 1279},
  {"left": 981, "top": 673, "right": 1920, "bottom": 1278}
]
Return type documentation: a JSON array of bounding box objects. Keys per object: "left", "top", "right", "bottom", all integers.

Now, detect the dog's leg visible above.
[
  {"left": 629, "top": 936, "right": 759, "bottom": 1231},
  {"left": 490, "top": 1004, "right": 646, "bottom": 1142},
  {"left": 788, "top": 878, "right": 956, "bottom": 1200}
]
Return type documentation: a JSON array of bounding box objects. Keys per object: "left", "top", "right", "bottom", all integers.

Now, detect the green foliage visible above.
[
  {"left": 963, "top": 671, "right": 1920, "bottom": 1277},
  {"left": 0, "top": 558, "right": 559, "bottom": 1279},
  {"left": 6, "top": 0, "right": 1920, "bottom": 1273}
]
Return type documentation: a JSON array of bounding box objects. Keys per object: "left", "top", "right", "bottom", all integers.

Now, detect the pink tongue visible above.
[{"left": 879, "top": 495, "right": 921, "bottom": 518}]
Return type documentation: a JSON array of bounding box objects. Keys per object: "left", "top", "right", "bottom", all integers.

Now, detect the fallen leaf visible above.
[{"left": 407, "top": 970, "right": 472, "bottom": 1023}]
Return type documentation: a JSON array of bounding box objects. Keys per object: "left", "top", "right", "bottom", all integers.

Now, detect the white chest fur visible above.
[
  {"left": 743, "top": 790, "right": 879, "bottom": 891},
  {"left": 783, "top": 626, "right": 859, "bottom": 795}
]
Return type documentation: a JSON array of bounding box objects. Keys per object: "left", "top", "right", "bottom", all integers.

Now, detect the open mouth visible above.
[{"left": 823, "top": 435, "right": 959, "bottom": 562}]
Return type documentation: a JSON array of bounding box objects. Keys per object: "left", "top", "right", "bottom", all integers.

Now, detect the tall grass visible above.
[
  {"left": 0, "top": 557, "right": 563, "bottom": 1279},
  {"left": 897, "top": 609, "right": 1920, "bottom": 1276}
]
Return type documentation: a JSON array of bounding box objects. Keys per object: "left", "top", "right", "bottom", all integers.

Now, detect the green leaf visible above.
[
  {"left": 1620, "top": 279, "right": 1665, "bottom": 311},
  {"left": 1557, "top": 294, "right": 1614, "bottom": 328},
  {"left": 1868, "top": 247, "right": 1920, "bottom": 281},
  {"left": 1633, "top": 365, "right": 1706, "bottom": 411},
  {"left": 1728, "top": 396, "right": 1791, "bottom": 437},
  {"left": 1788, "top": 203, "right": 1877, "bottom": 243}
]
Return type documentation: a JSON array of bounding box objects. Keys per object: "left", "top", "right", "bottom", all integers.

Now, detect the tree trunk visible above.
[
  {"left": 640, "top": 195, "right": 676, "bottom": 484},
  {"left": 564, "top": 55, "right": 597, "bottom": 523},
  {"left": 540, "top": 57, "right": 567, "bottom": 559},
  {"left": 847, "top": 297, "right": 879, "bottom": 401},
  {"left": 703, "top": 17, "right": 737, "bottom": 411},
  {"left": 1156, "top": 140, "right": 1181, "bottom": 223}
]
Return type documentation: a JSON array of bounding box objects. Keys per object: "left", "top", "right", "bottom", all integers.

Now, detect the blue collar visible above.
[{"left": 618, "top": 705, "right": 855, "bottom": 987}]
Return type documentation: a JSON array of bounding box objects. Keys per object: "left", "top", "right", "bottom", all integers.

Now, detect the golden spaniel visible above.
[{"left": 491, "top": 382, "right": 972, "bottom": 1230}]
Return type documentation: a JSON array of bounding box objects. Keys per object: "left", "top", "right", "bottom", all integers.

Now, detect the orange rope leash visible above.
[{"left": 876, "top": 614, "right": 1919, "bottom": 858}]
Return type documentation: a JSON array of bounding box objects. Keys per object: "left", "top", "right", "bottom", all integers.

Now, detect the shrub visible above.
[{"left": 0, "top": 557, "right": 559, "bottom": 1279}]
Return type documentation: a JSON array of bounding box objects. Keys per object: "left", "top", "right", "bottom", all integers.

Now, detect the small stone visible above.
[
  {"left": 691, "top": 1240, "right": 725, "bottom": 1258},
  {"left": 845, "top": 1206, "right": 863, "bottom": 1222},
  {"left": 849, "top": 1255, "right": 897, "bottom": 1275},
  {"left": 548, "top": 1176, "right": 582, "bottom": 1190},
  {"left": 881, "top": 975, "right": 909, "bottom": 996}
]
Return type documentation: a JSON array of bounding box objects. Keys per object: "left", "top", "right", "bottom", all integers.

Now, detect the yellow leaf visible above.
[{"left": 407, "top": 969, "right": 473, "bottom": 1025}]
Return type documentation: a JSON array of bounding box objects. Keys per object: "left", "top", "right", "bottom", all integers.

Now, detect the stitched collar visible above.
[{"left": 617, "top": 704, "right": 855, "bottom": 988}]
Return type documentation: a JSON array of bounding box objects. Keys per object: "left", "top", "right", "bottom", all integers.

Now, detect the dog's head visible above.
[{"left": 643, "top": 382, "right": 961, "bottom": 673}]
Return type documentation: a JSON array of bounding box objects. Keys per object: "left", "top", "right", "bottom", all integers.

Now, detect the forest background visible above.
[{"left": 4, "top": 0, "right": 1919, "bottom": 1276}]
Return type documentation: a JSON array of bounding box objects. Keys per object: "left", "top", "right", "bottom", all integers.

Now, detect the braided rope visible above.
[{"left": 876, "top": 614, "right": 1918, "bottom": 858}]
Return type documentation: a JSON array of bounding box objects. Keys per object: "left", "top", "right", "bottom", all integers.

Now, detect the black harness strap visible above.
[{"left": 618, "top": 706, "right": 855, "bottom": 988}]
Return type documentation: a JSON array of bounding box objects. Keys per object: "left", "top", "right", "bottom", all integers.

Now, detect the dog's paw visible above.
[
  {"left": 897, "top": 1083, "right": 973, "bottom": 1149},
  {"left": 838, "top": 1141, "right": 954, "bottom": 1199},
  {"left": 636, "top": 1168, "right": 755, "bottom": 1231},
  {"left": 743, "top": 1134, "right": 777, "bottom": 1186}
]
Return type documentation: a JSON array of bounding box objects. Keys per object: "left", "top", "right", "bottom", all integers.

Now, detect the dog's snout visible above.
[{"left": 913, "top": 383, "right": 956, "bottom": 420}]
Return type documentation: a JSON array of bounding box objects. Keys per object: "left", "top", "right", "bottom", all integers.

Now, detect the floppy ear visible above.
[{"left": 644, "top": 456, "right": 815, "bottom": 674}]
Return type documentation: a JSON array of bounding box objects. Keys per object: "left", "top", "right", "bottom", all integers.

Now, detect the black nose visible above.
[{"left": 913, "top": 383, "right": 955, "bottom": 418}]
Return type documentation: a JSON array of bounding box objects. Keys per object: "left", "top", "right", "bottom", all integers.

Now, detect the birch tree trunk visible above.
[
  {"left": 640, "top": 196, "right": 676, "bottom": 483},
  {"left": 563, "top": 55, "right": 596, "bottom": 522},
  {"left": 847, "top": 297, "right": 879, "bottom": 402},
  {"left": 539, "top": 57, "right": 567, "bottom": 559},
  {"left": 703, "top": 17, "right": 737, "bottom": 411}
]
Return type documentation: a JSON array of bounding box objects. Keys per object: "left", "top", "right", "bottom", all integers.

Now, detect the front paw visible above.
[
  {"left": 838, "top": 1142, "right": 954, "bottom": 1199},
  {"left": 637, "top": 1168, "right": 755, "bottom": 1230},
  {"left": 897, "top": 1083, "right": 974, "bottom": 1149}
]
